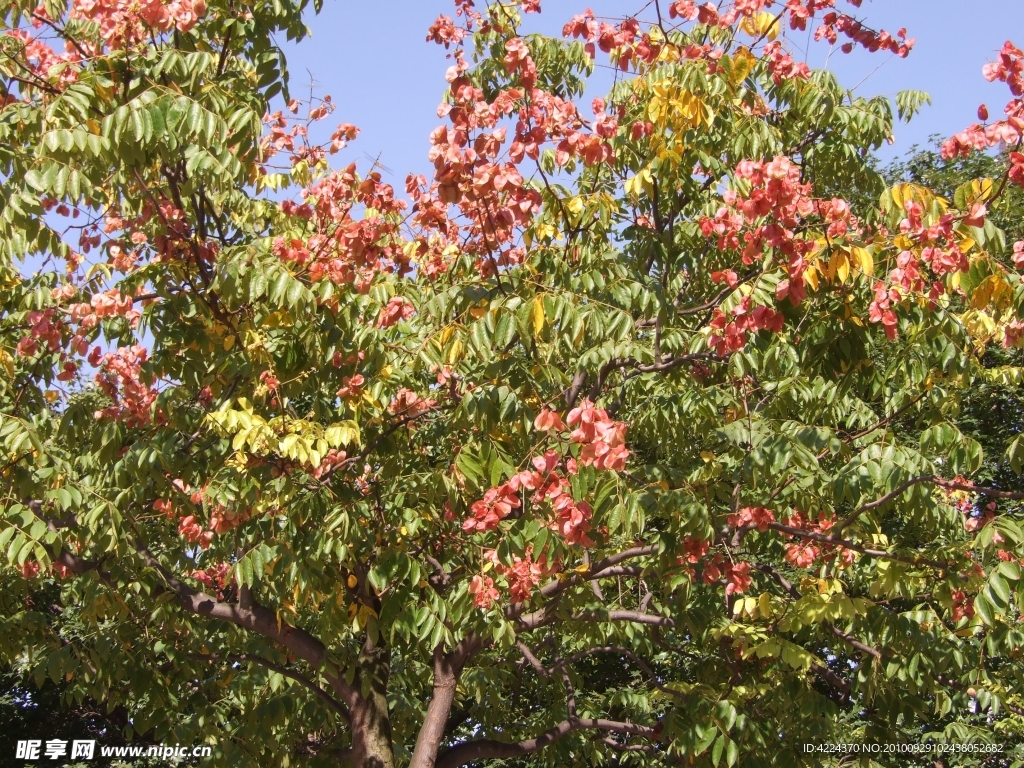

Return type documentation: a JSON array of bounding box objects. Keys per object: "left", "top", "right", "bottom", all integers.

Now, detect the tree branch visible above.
[
  {"left": 766, "top": 521, "right": 951, "bottom": 570},
  {"left": 208, "top": 653, "right": 350, "bottom": 724},
  {"left": 409, "top": 635, "right": 483, "bottom": 768},
  {"left": 835, "top": 475, "right": 935, "bottom": 531},
  {"left": 517, "top": 607, "right": 675, "bottom": 632},
  {"left": 131, "top": 542, "right": 357, "bottom": 705},
  {"left": 436, "top": 717, "right": 656, "bottom": 768}
]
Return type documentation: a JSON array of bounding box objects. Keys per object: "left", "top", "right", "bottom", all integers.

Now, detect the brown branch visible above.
[
  {"left": 435, "top": 717, "right": 656, "bottom": 768},
  {"left": 811, "top": 663, "right": 852, "bottom": 704},
  {"left": 562, "top": 370, "right": 589, "bottom": 410},
  {"left": 516, "top": 641, "right": 549, "bottom": 678},
  {"left": 505, "top": 545, "right": 659, "bottom": 624},
  {"left": 766, "top": 522, "right": 951, "bottom": 570},
  {"left": 828, "top": 626, "right": 882, "bottom": 661},
  {"left": 409, "top": 635, "right": 483, "bottom": 768},
  {"left": 674, "top": 267, "right": 762, "bottom": 314},
  {"left": 518, "top": 608, "right": 675, "bottom": 632},
  {"left": 131, "top": 542, "right": 358, "bottom": 705},
  {"left": 590, "top": 545, "right": 660, "bottom": 574},
  {"left": 207, "top": 653, "right": 350, "bottom": 724},
  {"left": 602, "top": 737, "right": 656, "bottom": 754},
  {"left": 837, "top": 474, "right": 1024, "bottom": 531},
  {"left": 589, "top": 566, "right": 643, "bottom": 579},
  {"left": 935, "top": 478, "right": 1024, "bottom": 499},
  {"left": 835, "top": 475, "right": 935, "bottom": 531}
]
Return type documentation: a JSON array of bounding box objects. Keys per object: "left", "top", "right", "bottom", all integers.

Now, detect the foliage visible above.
[
  {"left": 2, "top": 0, "right": 1024, "bottom": 766},
  {"left": 0, "top": 662, "right": 164, "bottom": 768}
]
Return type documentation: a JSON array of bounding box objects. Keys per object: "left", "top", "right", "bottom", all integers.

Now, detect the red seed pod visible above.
[{"left": 978, "top": 104, "right": 989, "bottom": 121}]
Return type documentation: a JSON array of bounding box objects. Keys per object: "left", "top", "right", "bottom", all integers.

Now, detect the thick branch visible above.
[
  {"left": 838, "top": 474, "right": 1024, "bottom": 531},
  {"left": 589, "top": 565, "right": 643, "bottom": 579},
  {"left": 548, "top": 645, "right": 684, "bottom": 701},
  {"left": 211, "top": 653, "right": 350, "bottom": 724},
  {"left": 506, "top": 545, "right": 659, "bottom": 624},
  {"left": 828, "top": 625, "right": 882, "bottom": 661},
  {"left": 835, "top": 475, "right": 935, "bottom": 531},
  {"left": 517, "top": 606, "right": 675, "bottom": 632},
  {"left": 409, "top": 635, "right": 483, "bottom": 768},
  {"left": 674, "top": 267, "right": 761, "bottom": 314},
  {"left": 436, "top": 717, "right": 656, "bottom": 768},
  {"left": 812, "top": 664, "right": 852, "bottom": 704},
  {"left": 132, "top": 543, "right": 357, "bottom": 705},
  {"left": 766, "top": 522, "right": 951, "bottom": 570}
]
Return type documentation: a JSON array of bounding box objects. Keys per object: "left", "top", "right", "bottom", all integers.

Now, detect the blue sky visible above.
[{"left": 281, "top": 0, "right": 1022, "bottom": 185}]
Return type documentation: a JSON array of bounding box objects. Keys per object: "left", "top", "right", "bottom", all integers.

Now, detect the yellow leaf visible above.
[
  {"left": 831, "top": 252, "right": 850, "bottom": 284},
  {"left": 325, "top": 420, "right": 361, "bottom": 447},
  {"left": 446, "top": 336, "right": 465, "bottom": 365},
  {"left": 850, "top": 246, "right": 874, "bottom": 276},
  {"left": 729, "top": 47, "right": 755, "bottom": 85},
  {"left": 534, "top": 222, "right": 556, "bottom": 242},
  {"left": 565, "top": 196, "right": 585, "bottom": 216},
  {"left": 758, "top": 592, "right": 773, "bottom": 619},
  {"left": 437, "top": 325, "right": 455, "bottom": 346},
  {"left": 700, "top": 100, "right": 715, "bottom": 128},
  {"left": 530, "top": 296, "right": 546, "bottom": 338},
  {"left": 700, "top": 450, "right": 716, "bottom": 462},
  {"left": 223, "top": 335, "right": 235, "bottom": 351},
  {"left": 971, "top": 177, "right": 995, "bottom": 202},
  {"left": 647, "top": 95, "right": 664, "bottom": 124},
  {"left": 958, "top": 237, "right": 976, "bottom": 254},
  {"left": 44, "top": 390, "right": 60, "bottom": 403},
  {"left": 972, "top": 273, "right": 1012, "bottom": 311},
  {"left": 804, "top": 263, "right": 820, "bottom": 291},
  {"left": 656, "top": 44, "right": 680, "bottom": 63},
  {"left": 961, "top": 309, "right": 997, "bottom": 342},
  {"left": 625, "top": 173, "right": 644, "bottom": 198},
  {"left": 890, "top": 184, "right": 905, "bottom": 211},
  {"left": 625, "top": 168, "right": 654, "bottom": 197},
  {"left": 0, "top": 350, "right": 13, "bottom": 379},
  {"left": 738, "top": 14, "right": 759, "bottom": 37},
  {"left": 756, "top": 11, "right": 780, "bottom": 39}
]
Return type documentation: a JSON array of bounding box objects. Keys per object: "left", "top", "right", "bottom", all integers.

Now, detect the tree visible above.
[{"left": 2, "top": 0, "right": 1024, "bottom": 765}]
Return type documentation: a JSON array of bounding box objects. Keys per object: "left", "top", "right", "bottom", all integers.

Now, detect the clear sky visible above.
[{"left": 281, "top": 0, "right": 1021, "bottom": 185}]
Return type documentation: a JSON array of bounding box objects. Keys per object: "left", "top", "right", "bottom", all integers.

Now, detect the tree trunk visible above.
[
  {"left": 408, "top": 637, "right": 481, "bottom": 768},
  {"left": 408, "top": 647, "right": 459, "bottom": 768},
  {"left": 346, "top": 645, "right": 396, "bottom": 768}
]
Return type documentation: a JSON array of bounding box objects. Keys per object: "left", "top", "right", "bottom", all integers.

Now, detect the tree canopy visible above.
[{"left": 2, "top": 0, "right": 1024, "bottom": 766}]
